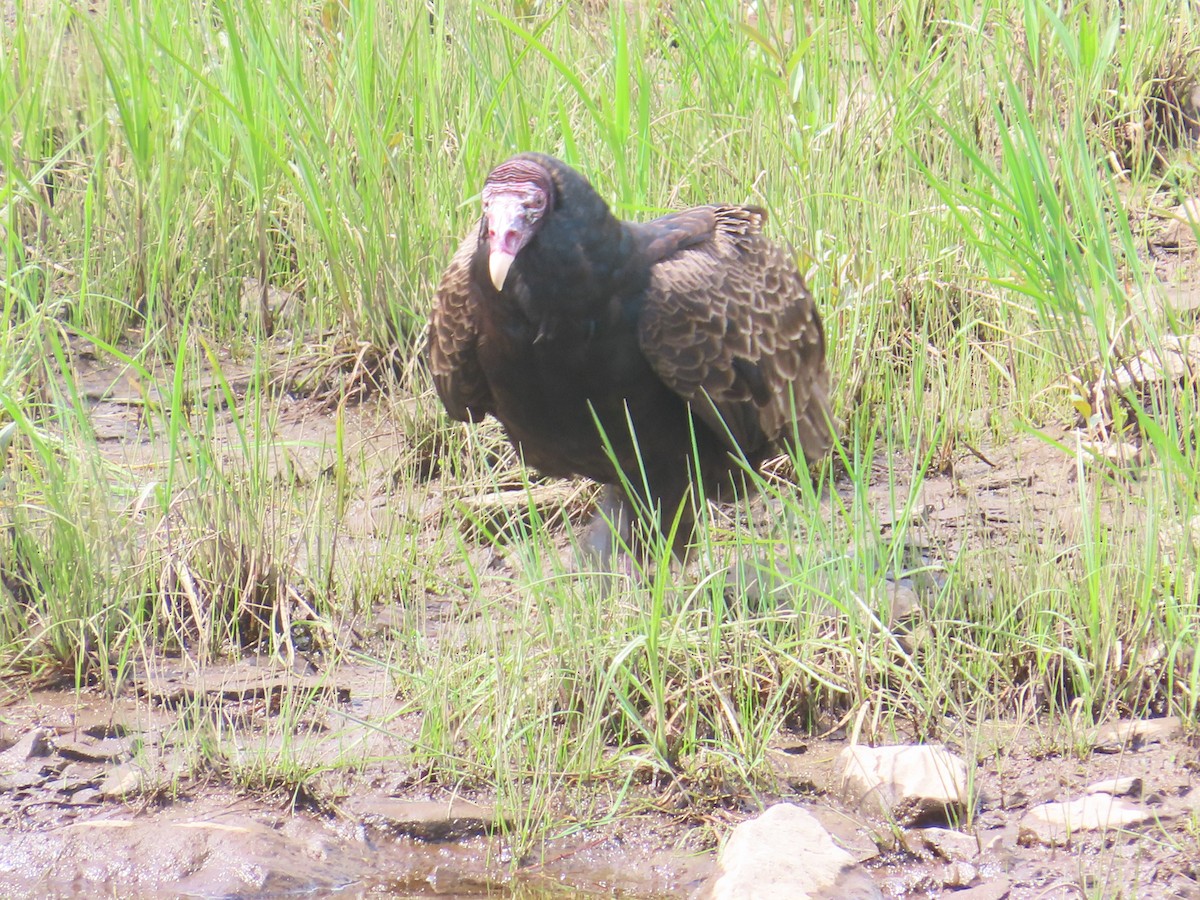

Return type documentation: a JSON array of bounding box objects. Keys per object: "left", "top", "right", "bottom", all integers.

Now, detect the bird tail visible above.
[
  {"left": 792, "top": 371, "right": 838, "bottom": 466},
  {"left": 713, "top": 205, "right": 767, "bottom": 242}
]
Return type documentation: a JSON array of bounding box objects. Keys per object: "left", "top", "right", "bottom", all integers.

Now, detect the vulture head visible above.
[{"left": 480, "top": 157, "right": 556, "bottom": 291}]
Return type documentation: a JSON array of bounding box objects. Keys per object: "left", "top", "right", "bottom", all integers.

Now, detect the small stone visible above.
[
  {"left": 1155, "top": 198, "right": 1200, "bottom": 248},
  {"left": 948, "top": 880, "right": 1011, "bottom": 900},
  {"left": 53, "top": 762, "right": 101, "bottom": 794},
  {"left": 98, "top": 763, "right": 145, "bottom": 799},
  {"left": 979, "top": 828, "right": 1009, "bottom": 854},
  {"left": 943, "top": 861, "right": 978, "bottom": 887},
  {"left": 880, "top": 869, "right": 939, "bottom": 896},
  {"left": 0, "top": 728, "right": 53, "bottom": 767},
  {"left": 1087, "top": 777, "right": 1142, "bottom": 798},
  {"left": 57, "top": 738, "right": 130, "bottom": 764},
  {"left": 837, "top": 744, "right": 972, "bottom": 825},
  {"left": 699, "top": 803, "right": 882, "bottom": 900},
  {"left": 0, "top": 770, "right": 47, "bottom": 792},
  {"left": 910, "top": 826, "right": 979, "bottom": 861},
  {"left": 70, "top": 788, "right": 102, "bottom": 804},
  {"left": 1018, "top": 794, "right": 1172, "bottom": 847},
  {"left": 885, "top": 581, "right": 922, "bottom": 622},
  {"left": 1094, "top": 717, "right": 1182, "bottom": 753},
  {"left": 353, "top": 797, "right": 497, "bottom": 841}
]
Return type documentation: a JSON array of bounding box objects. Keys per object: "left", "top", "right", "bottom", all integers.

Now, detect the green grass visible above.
[{"left": 3, "top": 0, "right": 1200, "bottom": 861}]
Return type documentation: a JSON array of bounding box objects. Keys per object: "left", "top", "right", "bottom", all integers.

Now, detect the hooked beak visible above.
[
  {"left": 484, "top": 192, "right": 539, "bottom": 291},
  {"left": 489, "top": 248, "right": 515, "bottom": 292}
]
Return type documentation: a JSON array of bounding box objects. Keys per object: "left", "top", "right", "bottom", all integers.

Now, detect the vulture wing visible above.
[
  {"left": 635, "top": 206, "right": 833, "bottom": 463},
  {"left": 427, "top": 230, "right": 493, "bottom": 422}
]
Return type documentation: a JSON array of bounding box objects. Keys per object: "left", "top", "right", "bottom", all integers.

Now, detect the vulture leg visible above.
[
  {"left": 579, "top": 480, "right": 696, "bottom": 570},
  {"left": 580, "top": 485, "right": 634, "bottom": 568},
  {"left": 647, "top": 474, "right": 698, "bottom": 563}
]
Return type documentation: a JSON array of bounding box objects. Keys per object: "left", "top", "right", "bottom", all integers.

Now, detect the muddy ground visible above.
[
  {"left": 0, "top": 684, "right": 1197, "bottom": 898},
  {"left": 1, "top": 335, "right": 1198, "bottom": 898}
]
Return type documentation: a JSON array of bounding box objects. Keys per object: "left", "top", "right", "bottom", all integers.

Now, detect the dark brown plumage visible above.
[{"left": 428, "top": 153, "right": 832, "bottom": 559}]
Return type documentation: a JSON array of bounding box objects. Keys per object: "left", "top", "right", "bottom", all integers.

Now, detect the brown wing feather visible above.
[
  {"left": 427, "top": 230, "right": 493, "bottom": 421},
  {"left": 637, "top": 206, "right": 833, "bottom": 463}
]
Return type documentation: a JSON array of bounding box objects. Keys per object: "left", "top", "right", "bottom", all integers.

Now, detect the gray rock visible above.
[
  {"left": 53, "top": 762, "right": 102, "bottom": 794},
  {"left": 70, "top": 788, "right": 102, "bottom": 805},
  {"left": 1087, "top": 776, "right": 1142, "bottom": 797},
  {"left": 908, "top": 826, "right": 979, "bottom": 861},
  {"left": 1094, "top": 716, "right": 1182, "bottom": 753},
  {"left": 837, "top": 744, "right": 971, "bottom": 825},
  {"left": 98, "top": 763, "right": 145, "bottom": 799},
  {"left": 0, "top": 728, "right": 53, "bottom": 768},
  {"left": 947, "top": 880, "right": 1011, "bottom": 900},
  {"left": 0, "top": 770, "right": 46, "bottom": 793},
  {"left": 942, "top": 861, "right": 978, "bottom": 887},
  {"left": 353, "top": 797, "right": 497, "bottom": 841},
  {"left": 57, "top": 738, "right": 130, "bottom": 764},
  {"left": 698, "top": 803, "right": 882, "bottom": 900},
  {"left": 0, "top": 728, "right": 55, "bottom": 793},
  {"left": 878, "top": 869, "right": 939, "bottom": 896},
  {"left": 1018, "top": 794, "right": 1173, "bottom": 847}
]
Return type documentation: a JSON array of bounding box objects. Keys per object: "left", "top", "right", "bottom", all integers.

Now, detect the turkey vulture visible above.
[{"left": 428, "top": 153, "right": 832, "bottom": 560}]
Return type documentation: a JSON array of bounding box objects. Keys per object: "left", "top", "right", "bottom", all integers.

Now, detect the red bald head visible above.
[{"left": 481, "top": 158, "right": 555, "bottom": 290}]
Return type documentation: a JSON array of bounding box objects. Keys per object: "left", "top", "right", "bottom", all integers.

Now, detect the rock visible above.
[
  {"left": 699, "top": 803, "right": 881, "bottom": 900},
  {"left": 0, "top": 770, "right": 46, "bottom": 793},
  {"left": 1164, "top": 285, "right": 1200, "bottom": 316},
  {"left": 48, "top": 762, "right": 101, "bottom": 795},
  {"left": 70, "top": 788, "right": 102, "bottom": 805},
  {"left": 879, "top": 869, "right": 939, "bottom": 896},
  {"left": 1155, "top": 197, "right": 1200, "bottom": 249},
  {"left": 908, "top": 826, "right": 979, "bottom": 861},
  {"left": 57, "top": 738, "right": 130, "bottom": 764},
  {"left": 948, "top": 880, "right": 1011, "bottom": 900},
  {"left": 0, "top": 728, "right": 55, "bottom": 793},
  {"left": 0, "top": 728, "right": 53, "bottom": 767},
  {"left": 885, "top": 580, "right": 922, "bottom": 622},
  {"left": 1094, "top": 717, "right": 1182, "bottom": 753},
  {"left": 942, "top": 861, "right": 978, "bottom": 887},
  {"left": 98, "top": 763, "right": 145, "bottom": 799},
  {"left": 837, "top": 744, "right": 972, "bottom": 825},
  {"left": 1018, "top": 794, "right": 1173, "bottom": 847},
  {"left": 353, "top": 797, "right": 497, "bottom": 841},
  {"left": 1087, "top": 776, "right": 1142, "bottom": 797}
]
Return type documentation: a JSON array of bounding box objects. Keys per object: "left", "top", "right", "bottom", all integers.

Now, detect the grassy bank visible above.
[{"left": 3, "top": 0, "right": 1199, "bottom": 849}]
